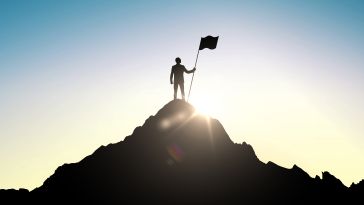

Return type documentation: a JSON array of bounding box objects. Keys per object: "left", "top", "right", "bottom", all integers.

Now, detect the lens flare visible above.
[{"left": 166, "top": 143, "right": 184, "bottom": 162}]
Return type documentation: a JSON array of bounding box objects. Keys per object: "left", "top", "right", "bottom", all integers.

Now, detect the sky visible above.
[{"left": 1, "top": 0, "right": 364, "bottom": 189}]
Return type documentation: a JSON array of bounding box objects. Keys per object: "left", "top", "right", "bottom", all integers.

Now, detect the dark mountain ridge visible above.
[{"left": 1, "top": 100, "right": 363, "bottom": 204}]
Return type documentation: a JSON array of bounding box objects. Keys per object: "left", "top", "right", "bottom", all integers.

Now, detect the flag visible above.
[{"left": 199, "top": 35, "right": 219, "bottom": 50}]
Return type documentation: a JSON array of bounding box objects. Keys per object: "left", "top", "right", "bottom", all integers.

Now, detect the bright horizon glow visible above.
[{"left": 1, "top": 0, "right": 364, "bottom": 189}]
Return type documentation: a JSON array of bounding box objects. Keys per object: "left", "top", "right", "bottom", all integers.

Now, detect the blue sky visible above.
[{"left": 1, "top": 0, "right": 364, "bottom": 189}]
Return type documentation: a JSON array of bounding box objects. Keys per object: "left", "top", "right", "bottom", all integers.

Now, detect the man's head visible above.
[{"left": 175, "top": 57, "right": 181, "bottom": 64}]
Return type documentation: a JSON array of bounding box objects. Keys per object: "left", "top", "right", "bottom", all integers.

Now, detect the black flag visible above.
[{"left": 199, "top": 36, "right": 219, "bottom": 50}]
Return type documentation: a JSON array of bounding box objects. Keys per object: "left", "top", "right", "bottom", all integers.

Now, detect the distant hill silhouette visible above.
[{"left": 1, "top": 100, "right": 363, "bottom": 204}]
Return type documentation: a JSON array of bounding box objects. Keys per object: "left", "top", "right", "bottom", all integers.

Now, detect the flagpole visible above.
[{"left": 187, "top": 48, "right": 199, "bottom": 102}]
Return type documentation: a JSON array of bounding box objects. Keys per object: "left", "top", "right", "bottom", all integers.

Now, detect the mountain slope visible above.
[{"left": 1, "top": 100, "right": 363, "bottom": 204}]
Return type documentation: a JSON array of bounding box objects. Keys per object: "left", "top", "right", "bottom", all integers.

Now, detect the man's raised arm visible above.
[{"left": 184, "top": 66, "right": 196, "bottom": 74}]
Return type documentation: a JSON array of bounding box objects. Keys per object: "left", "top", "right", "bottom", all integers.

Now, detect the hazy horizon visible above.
[{"left": 1, "top": 0, "right": 364, "bottom": 189}]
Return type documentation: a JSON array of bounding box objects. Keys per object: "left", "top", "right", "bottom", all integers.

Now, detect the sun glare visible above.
[{"left": 190, "top": 97, "right": 217, "bottom": 117}]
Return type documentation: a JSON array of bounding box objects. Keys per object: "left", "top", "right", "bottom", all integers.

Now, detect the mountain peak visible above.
[
  {"left": 156, "top": 99, "right": 195, "bottom": 117},
  {"left": 125, "top": 99, "right": 234, "bottom": 153}
]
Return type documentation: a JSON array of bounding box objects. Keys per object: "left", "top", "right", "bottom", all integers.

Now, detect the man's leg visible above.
[
  {"left": 180, "top": 82, "right": 185, "bottom": 100},
  {"left": 173, "top": 82, "right": 178, "bottom": 100}
]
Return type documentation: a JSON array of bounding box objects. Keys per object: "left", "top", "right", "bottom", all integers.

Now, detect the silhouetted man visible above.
[{"left": 170, "top": 57, "right": 196, "bottom": 100}]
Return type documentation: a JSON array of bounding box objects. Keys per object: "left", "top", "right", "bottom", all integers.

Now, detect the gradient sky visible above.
[{"left": 1, "top": 0, "right": 364, "bottom": 189}]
